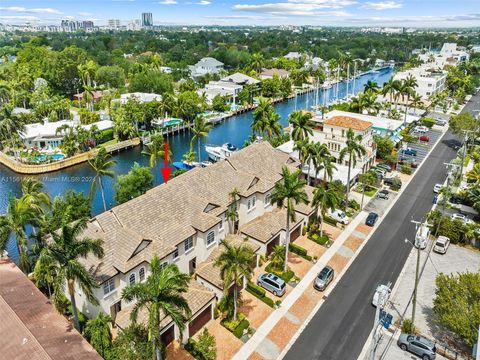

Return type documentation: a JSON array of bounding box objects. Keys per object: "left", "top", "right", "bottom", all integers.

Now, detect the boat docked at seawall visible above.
[{"left": 205, "top": 143, "right": 238, "bottom": 162}]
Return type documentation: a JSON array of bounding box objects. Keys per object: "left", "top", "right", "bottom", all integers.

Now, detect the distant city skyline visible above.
[{"left": 0, "top": 0, "right": 479, "bottom": 27}]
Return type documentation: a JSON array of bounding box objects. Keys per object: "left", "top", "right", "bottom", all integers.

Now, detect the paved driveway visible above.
[{"left": 364, "top": 189, "right": 398, "bottom": 217}]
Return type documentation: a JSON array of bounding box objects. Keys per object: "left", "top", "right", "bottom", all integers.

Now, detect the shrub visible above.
[
  {"left": 264, "top": 264, "right": 296, "bottom": 283},
  {"left": 348, "top": 199, "right": 360, "bottom": 210},
  {"left": 401, "top": 319, "right": 415, "bottom": 334},
  {"left": 289, "top": 243, "right": 308, "bottom": 256},
  {"left": 233, "top": 319, "right": 250, "bottom": 339},
  {"left": 97, "top": 128, "right": 114, "bottom": 144},
  {"left": 389, "top": 176, "right": 402, "bottom": 191},
  {"left": 245, "top": 286, "right": 274, "bottom": 308},
  {"left": 246, "top": 282, "right": 266, "bottom": 298},
  {"left": 421, "top": 117, "right": 436, "bottom": 128},
  {"left": 309, "top": 233, "right": 330, "bottom": 246},
  {"left": 221, "top": 313, "right": 246, "bottom": 332},
  {"left": 324, "top": 216, "right": 337, "bottom": 226},
  {"left": 400, "top": 164, "right": 413, "bottom": 175},
  {"left": 185, "top": 328, "right": 217, "bottom": 360}
]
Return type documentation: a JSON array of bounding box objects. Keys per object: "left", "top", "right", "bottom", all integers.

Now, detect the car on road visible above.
[
  {"left": 377, "top": 164, "right": 392, "bottom": 172},
  {"left": 313, "top": 266, "right": 334, "bottom": 291},
  {"left": 433, "top": 236, "right": 450, "bottom": 254},
  {"left": 329, "top": 209, "right": 349, "bottom": 225},
  {"left": 365, "top": 212, "right": 379, "bottom": 226},
  {"left": 433, "top": 184, "right": 442, "bottom": 193},
  {"left": 372, "top": 284, "right": 391, "bottom": 307},
  {"left": 419, "top": 135, "right": 430, "bottom": 142},
  {"left": 257, "top": 273, "right": 286, "bottom": 297},
  {"left": 413, "top": 125, "right": 429, "bottom": 133},
  {"left": 397, "top": 334, "right": 437, "bottom": 360},
  {"left": 400, "top": 148, "right": 417, "bottom": 156},
  {"left": 435, "top": 118, "right": 447, "bottom": 126},
  {"left": 376, "top": 189, "right": 390, "bottom": 200}
]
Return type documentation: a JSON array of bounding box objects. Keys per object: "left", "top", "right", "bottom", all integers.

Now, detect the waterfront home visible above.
[
  {"left": 259, "top": 68, "right": 290, "bottom": 80},
  {"left": 21, "top": 119, "right": 113, "bottom": 149},
  {"left": 393, "top": 67, "right": 446, "bottom": 99},
  {"left": 374, "top": 59, "right": 386, "bottom": 68},
  {"left": 284, "top": 52, "right": 302, "bottom": 60},
  {"left": 200, "top": 80, "right": 243, "bottom": 105},
  {"left": 117, "top": 92, "right": 162, "bottom": 104},
  {"left": 188, "top": 57, "right": 224, "bottom": 78},
  {"left": 0, "top": 258, "right": 101, "bottom": 360},
  {"left": 279, "top": 112, "right": 376, "bottom": 186},
  {"left": 221, "top": 72, "right": 261, "bottom": 86},
  {"left": 418, "top": 43, "right": 469, "bottom": 70},
  {"left": 73, "top": 90, "right": 105, "bottom": 103},
  {"left": 74, "top": 142, "right": 317, "bottom": 346}
]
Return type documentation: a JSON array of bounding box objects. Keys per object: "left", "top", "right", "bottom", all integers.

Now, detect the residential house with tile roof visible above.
[{"left": 74, "top": 141, "right": 317, "bottom": 346}]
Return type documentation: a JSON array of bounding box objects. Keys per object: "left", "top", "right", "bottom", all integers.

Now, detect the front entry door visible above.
[{"left": 189, "top": 258, "right": 196, "bottom": 274}]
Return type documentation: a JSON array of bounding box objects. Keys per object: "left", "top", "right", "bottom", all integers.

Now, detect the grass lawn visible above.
[{"left": 364, "top": 187, "right": 378, "bottom": 197}]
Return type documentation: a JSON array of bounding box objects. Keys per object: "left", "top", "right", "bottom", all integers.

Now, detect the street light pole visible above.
[{"left": 409, "top": 220, "right": 423, "bottom": 326}]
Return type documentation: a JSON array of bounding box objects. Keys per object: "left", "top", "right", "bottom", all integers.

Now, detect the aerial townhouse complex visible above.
[{"left": 74, "top": 142, "right": 316, "bottom": 346}]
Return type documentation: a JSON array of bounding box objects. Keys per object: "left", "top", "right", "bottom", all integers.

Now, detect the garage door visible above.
[
  {"left": 290, "top": 225, "right": 302, "bottom": 242},
  {"left": 266, "top": 235, "right": 280, "bottom": 255},
  {"left": 188, "top": 305, "right": 212, "bottom": 337},
  {"left": 160, "top": 324, "right": 175, "bottom": 346}
]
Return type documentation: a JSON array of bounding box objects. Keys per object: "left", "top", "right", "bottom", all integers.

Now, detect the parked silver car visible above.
[
  {"left": 257, "top": 273, "right": 286, "bottom": 297},
  {"left": 397, "top": 334, "right": 436, "bottom": 360},
  {"left": 314, "top": 266, "right": 334, "bottom": 291}
]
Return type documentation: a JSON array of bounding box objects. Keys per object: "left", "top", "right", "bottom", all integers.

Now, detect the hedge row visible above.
[
  {"left": 246, "top": 283, "right": 274, "bottom": 308},
  {"left": 324, "top": 216, "right": 338, "bottom": 226},
  {"left": 246, "top": 281, "right": 266, "bottom": 297},
  {"left": 289, "top": 243, "right": 312, "bottom": 261},
  {"left": 309, "top": 233, "right": 330, "bottom": 246},
  {"left": 264, "top": 264, "right": 296, "bottom": 283},
  {"left": 233, "top": 319, "right": 250, "bottom": 339}
]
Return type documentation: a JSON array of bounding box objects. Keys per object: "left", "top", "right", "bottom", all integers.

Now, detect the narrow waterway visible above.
[{"left": 1, "top": 68, "right": 393, "bottom": 259}]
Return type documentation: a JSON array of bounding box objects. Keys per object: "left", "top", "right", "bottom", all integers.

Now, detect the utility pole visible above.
[
  {"left": 409, "top": 220, "right": 425, "bottom": 327},
  {"left": 369, "top": 287, "right": 388, "bottom": 360},
  {"left": 459, "top": 129, "right": 474, "bottom": 180}
]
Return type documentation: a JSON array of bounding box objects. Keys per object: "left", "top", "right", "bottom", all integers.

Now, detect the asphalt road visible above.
[{"left": 284, "top": 94, "right": 480, "bottom": 360}]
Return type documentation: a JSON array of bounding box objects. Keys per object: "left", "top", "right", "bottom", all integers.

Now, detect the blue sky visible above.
[{"left": 0, "top": 0, "right": 479, "bottom": 27}]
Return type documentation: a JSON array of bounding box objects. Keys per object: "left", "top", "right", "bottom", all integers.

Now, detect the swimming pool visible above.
[
  {"left": 163, "top": 118, "right": 183, "bottom": 127},
  {"left": 35, "top": 153, "right": 65, "bottom": 162}
]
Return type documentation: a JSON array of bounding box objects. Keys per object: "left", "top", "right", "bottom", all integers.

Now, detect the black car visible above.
[{"left": 366, "top": 212, "right": 379, "bottom": 226}]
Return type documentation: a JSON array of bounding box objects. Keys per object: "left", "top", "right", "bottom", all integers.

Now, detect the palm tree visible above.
[
  {"left": 311, "top": 186, "right": 340, "bottom": 238},
  {"left": 312, "top": 143, "right": 336, "bottom": 184},
  {"left": 263, "top": 110, "right": 282, "bottom": 141},
  {"left": 21, "top": 178, "right": 51, "bottom": 214},
  {"left": 35, "top": 219, "right": 104, "bottom": 331},
  {"left": 294, "top": 138, "right": 311, "bottom": 170},
  {"left": 252, "top": 98, "right": 272, "bottom": 138},
  {"left": 227, "top": 188, "right": 240, "bottom": 234},
  {"left": 270, "top": 166, "right": 309, "bottom": 271},
  {"left": 381, "top": 78, "right": 397, "bottom": 116},
  {"left": 250, "top": 53, "right": 264, "bottom": 74},
  {"left": 122, "top": 258, "right": 191, "bottom": 360},
  {"left": 182, "top": 149, "right": 196, "bottom": 164},
  {"left": 338, "top": 129, "right": 367, "bottom": 204},
  {"left": 214, "top": 239, "right": 254, "bottom": 320},
  {"left": 269, "top": 245, "right": 285, "bottom": 271},
  {"left": 410, "top": 93, "right": 423, "bottom": 115},
  {"left": 0, "top": 194, "right": 38, "bottom": 272},
  {"left": 401, "top": 75, "right": 418, "bottom": 125},
  {"left": 190, "top": 115, "right": 212, "bottom": 162},
  {"left": 0, "top": 105, "right": 25, "bottom": 159},
  {"left": 142, "top": 134, "right": 172, "bottom": 168},
  {"left": 289, "top": 110, "right": 313, "bottom": 142},
  {"left": 84, "top": 312, "right": 113, "bottom": 358},
  {"left": 89, "top": 147, "right": 117, "bottom": 212},
  {"left": 364, "top": 80, "right": 379, "bottom": 93},
  {"left": 466, "top": 163, "right": 480, "bottom": 184}
]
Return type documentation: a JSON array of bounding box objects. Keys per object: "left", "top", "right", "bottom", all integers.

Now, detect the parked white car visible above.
[
  {"left": 415, "top": 224, "right": 430, "bottom": 250},
  {"left": 433, "top": 184, "right": 443, "bottom": 193},
  {"left": 413, "top": 125, "right": 429, "bottom": 133},
  {"left": 372, "top": 284, "right": 391, "bottom": 307},
  {"left": 328, "top": 209, "right": 349, "bottom": 225},
  {"left": 451, "top": 213, "right": 466, "bottom": 222},
  {"left": 433, "top": 236, "right": 450, "bottom": 254}
]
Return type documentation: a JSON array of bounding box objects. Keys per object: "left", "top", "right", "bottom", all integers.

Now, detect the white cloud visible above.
[
  {"left": 196, "top": 0, "right": 211, "bottom": 4},
  {"left": 205, "top": 15, "right": 287, "bottom": 20},
  {"left": 344, "top": 13, "right": 480, "bottom": 23},
  {"left": 361, "top": 1, "right": 402, "bottom": 10},
  {"left": 158, "top": 0, "right": 178, "bottom": 4},
  {"left": 0, "top": 7, "right": 62, "bottom": 14},
  {"left": 78, "top": 12, "right": 94, "bottom": 16},
  {"left": 0, "top": 15, "right": 39, "bottom": 21},
  {"left": 233, "top": 2, "right": 351, "bottom": 16}
]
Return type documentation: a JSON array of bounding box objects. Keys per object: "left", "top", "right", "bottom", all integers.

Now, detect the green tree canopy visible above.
[{"left": 114, "top": 162, "right": 154, "bottom": 204}]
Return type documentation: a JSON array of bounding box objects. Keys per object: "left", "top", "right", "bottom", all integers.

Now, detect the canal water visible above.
[{"left": 1, "top": 68, "right": 393, "bottom": 259}]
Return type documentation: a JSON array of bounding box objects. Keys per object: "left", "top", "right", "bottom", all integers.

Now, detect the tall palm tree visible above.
[
  {"left": 250, "top": 53, "right": 264, "bottom": 74},
  {"left": 312, "top": 143, "right": 336, "bottom": 184},
  {"left": 0, "top": 105, "right": 25, "bottom": 159},
  {"left": 122, "top": 259, "right": 191, "bottom": 360},
  {"left": 227, "top": 188, "right": 240, "bottom": 234},
  {"left": 311, "top": 186, "right": 340, "bottom": 238},
  {"left": 190, "top": 115, "right": 212, "bottom": 162},
  {"left": 252, "top": 98, "right": 272, "bottom": 138},
  {"left": 269, "top": 245, "right": 285, "bottom": 271},
  {"left": 289, "top": 110, "right": 313, "bottom": 142},
  {"left": 214, "top": 239, "right": 254, "bottom": 320},
  {"left": 466, "top": 163, "right": 480, "bottom": 184},
  {"left": 263, "top": 110, "right": 282, "bottom": 141},
  {"left": 294, "top": 138, "right": 311, "bottom": 170},
  {"left": 35, "top": 219, "right": 104, "bottom": 331},
  {"left": 270, "top": 166, "right": 309, "bottom": 272},
  {"left": 142, "top": 134, "right": 172, "bottom": 168},
  {"left": 410, "top": 93, "right": 424, "bottom": 115},
  {"left": 88, "top": 147, "right": 117, "bottom": 212},
  {"left": 381, "top": 78, "right": 397, "bottom": 116},
  {"left": 84, "top": 312, "right": 113, "bottom": 358},
  {"left": 339, "top": 129, "right": 367, "bottom": 204},
  {"left": 21, "top": 177, "right": 51, "bottom": 214},
  {"left": 182, "top": 149, "right": 196, "bottom": 164},
  {"left": 402, "top": 75, "right": 418, "bottom": 125},
  {"left": 364, "top": 80, "right": 379, "bottom": 93},
  {"left": 0, "top": 194, "right": 37, "bottom": 272}
]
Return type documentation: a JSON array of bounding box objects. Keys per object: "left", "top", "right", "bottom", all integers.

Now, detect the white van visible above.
[
  {"left": 415, "top": 224, "right": 430, "bottom": 249},
  {"left": 328, "top": 209, "right": 349, "bottom": 225}
]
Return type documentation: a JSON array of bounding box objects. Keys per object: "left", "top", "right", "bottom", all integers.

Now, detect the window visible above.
[
  {"left": 265, "top": 193, "right": 271, "bottom": 207},
  {"left": 247, "top": 199, "right": 251, "bottom": 210},
  {"left": 184, "top": 237, "right": 194, "bottom": 252},
  {"left": 206, "top": 231, "right": 215, "bottom": 246},
  {"left": 173, "top": 247, "right": 179, "bottom": 259},
  {"left": 103, "top": 278, "right": 115, "bottom": 295},
  {"left": 219, "top": 217, "right": 224, "bottom": 231},
  {"left": 129, "top": 273, "right": 136, "bottom": 285},
  {"left": 139, "top": 267, "right": 146, "bottom": 282},
  {"left": 160, "top": 262, "right": 168, "bottom": 270},
  {"left": 252, "top": 196, "right": 256, "bottom": 208},
  {"left": 342, "top": 129, "right": 345, "bottom": 137}
]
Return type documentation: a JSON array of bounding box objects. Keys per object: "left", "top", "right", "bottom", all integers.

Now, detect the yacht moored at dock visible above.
[{"left": 205, "top": 143, "right": 238, "bottom": 162}]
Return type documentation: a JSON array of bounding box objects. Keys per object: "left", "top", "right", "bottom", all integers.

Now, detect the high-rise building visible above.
[
  {"left": 141, "top": 12, "right": 153, "bottom": 27},
  {"left": 108, "top": 19, "right": 121, "bottom": 29}
]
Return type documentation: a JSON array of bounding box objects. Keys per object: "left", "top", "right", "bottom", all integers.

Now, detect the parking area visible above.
[
  {"left": 397, "top": 126, "right": 445, "bottom": 174},
  {"left": 383, "top": 244, "right": 480, "bottom": 357},
  {"left": 364, "top": 188, "right": 398, "bottom": 217}
]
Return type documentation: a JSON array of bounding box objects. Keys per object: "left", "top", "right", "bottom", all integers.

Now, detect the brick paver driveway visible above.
[
  {"left": 239, "top": 290, "right": 274, "bottom": 329},
  {"left": 202, "top": 319, "right": 243, "bottom": 360}
]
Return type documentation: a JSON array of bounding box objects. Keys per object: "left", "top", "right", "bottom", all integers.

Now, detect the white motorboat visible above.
[{"left": 205, "top": 143, "right": 237, "bottom": 162}]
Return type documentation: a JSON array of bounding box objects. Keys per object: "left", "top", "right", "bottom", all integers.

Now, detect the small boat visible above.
[
  {"left": 173, "top": 161, "right": 196, "bottom": 170},
  {"left": 205, "top": 143, "right": 237, "bottom": 162},
  {"left": 201, "top": 161, "right": 213, "bottom": 167}
]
